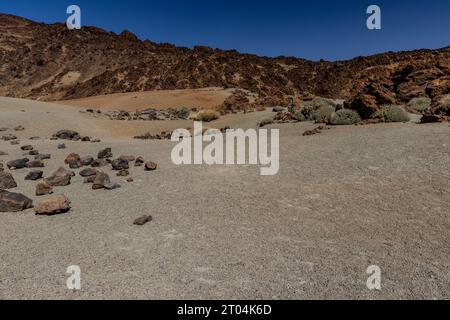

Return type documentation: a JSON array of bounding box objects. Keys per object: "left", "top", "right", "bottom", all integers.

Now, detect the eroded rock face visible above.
[
  {"left": 35, "top": 195, "right": 71, "bottom": 215},
  {"left": 0, "top": 190, "right": 33, "bottom": 212},
  {"left": 0, "top": 171, "right": 18, "bottom": 189}
]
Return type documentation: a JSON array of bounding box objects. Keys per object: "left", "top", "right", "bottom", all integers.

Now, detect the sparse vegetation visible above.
[
  {"left": 191, "top": 110, "right": 220, "bottom": 122},
  {"left": 312, "top": 105, "right": 335, "bottom": 123},
  {"left": 328, "top": 109, "right": 361, "bottom": 125},
  {"left": 407, "top": 97, "right": 431, "bottom": 113},
  {"left": 374, "top": 105, "right": 410, "bottom": 123}
]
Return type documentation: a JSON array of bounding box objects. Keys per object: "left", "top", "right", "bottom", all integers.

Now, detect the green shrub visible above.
[
  {"left": 374, "top": 105, "right": 410, "bottom": 123},
  {"left": 191, "top": 110, "right": 220, "bottom": 122},
  {"left": 407, "top": 97, "right": 431, "bottom": 113},
  {"left": 328, "top": 109, "right": 361, "bottom": 125},
  {"left": 303, "top": 97, "right": 337, "bottom": 110},
  {"left": 312, "top": 105, "right": 335, "bottom": 123}
]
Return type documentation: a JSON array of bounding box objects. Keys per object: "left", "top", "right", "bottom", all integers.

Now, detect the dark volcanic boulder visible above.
[
  {"left": 92, "top": 172, "right": 111, "bottom": 190},
  {"left": 98, "top": 148, "right": 113, "bottom": 159},
  {"left": 81, "top": 156, "right": 94, "bottom": 166},
  {"left": 26, "top": 160, "right": 44, "bottom": 168},
  {"left": 0, "top": 190, "right": 33, "bottom": 212},
  {"left": 54, "top": 130, "right": 80, "bottom": 140},
  {"left": 79, "top": 168, "right": 99, "bottom": 177},
  {"left": 35, "top": 154, "right": 51, "bottom": 160},
  {"left": 111, "top": 159, "right": 129, "bottom": 170},
  {"left": 25, "top": 170, "right": 43, "bottom": 181},
  {"left": 0, "top": 171, "right": 18, "bottom": 189},
  {"left": 7, "top": 158, "right": 29, "bottom": 170}
]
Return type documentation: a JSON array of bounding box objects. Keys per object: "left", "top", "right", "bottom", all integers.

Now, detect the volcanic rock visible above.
[
  {"left": 26, "top": 160, "right": 44, "bottom": 168},
  {"left": 7, "top": 158, "right": 29, "bottom": 170},
  {"left": 0, "top": 189, "right": 33, "bottom": 212},
  {"left": 98, "top": 148, "right": 113, "bottom": 159},
  {"left": 0, "top": 171, "right": 18, "bottom": 189},
  {"left": 54, "top": 130, "right": 80, "bottom": 141},
  {"left": 21, "top": 145, "right": 34, "bottom": 151},
  {"left": 36, "top": 182, "right": 53, "bottom": 196},
  {"left": 133, "top": 215, "right": 153, "bottom": 226},
  {"left": 144, "top": 161, "right": 158, "bottom": 171},
  {"left": 35, "top": 195, "right": 71, "bottom": 215},
  {"left": 111, "top": 159, "right": 129, "bottom": 170},
  {"left": 25, "top": 170, "right": 43, "bottom": 181}
]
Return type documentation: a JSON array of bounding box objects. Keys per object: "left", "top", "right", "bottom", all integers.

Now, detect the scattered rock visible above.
[
  {"left": 104, "top": 182, "right": 121, "bottom": 190},
  {"left": 36, "top": 182, "right": 53, "bottom": 196},
  {"left": 98, "top": 148, "right": 113, "bottom": 159},
  {"left": 35, "top": 154, "right": 51, "bottom": 160},
  {"left": 10, "top": 140, "right": 20, "bottom": 145},
  {"left": 14, "top": 125, "right": 25, "bottom": 131},
  {"left": 54, "top": 130, "right": 80, "bottom": 141},
  {"left": 79, "top": 168, "right": 99, "bottom": 177},
  {"left": 81, "top": 156, "right": 94, "bottom": 166},
  {"left": 35, "top": 195, "right": 71, "bottom": 215},
  {"left": 26, "top": 160, "right": 44, "bottom": 168},
  {"left": 1, "top": 134, "right": 17, "bottom": 141},
  {"left": 25, "top": 170, "right": 43, "bottom": 181},
  {"left": 0, "top": 151, "right": 8, "bottom": 156},
  {"left": 144, "top": 161, "right": 158, "bottom": 171},
  {"left": 119, "top": 155, "right": 135, "bottom": 162},
  {"left": 126, "top": 178, "right": 134, "bottom": 183},
  {"left": 7, "top": 158, "right": 29, "bottom": 170},
  {"left": 81, "top": 136, "right": 91, "bottom": 142},
  {"left": 92, "top": 172, "right": 110, "bottom": 190},
  {"left": 135, "top": 156, "right": 144, "bottom": 167},
  {"left": 117, "top": 169, "right": 129, "bottom": 177},
  {"left": 29, "top": 150, "right": 39, "bottom": 156},
  {"left": 133, "top": 215, "right": 153, "bottom": 226},
  {"left": 91, "top": 159, "right": 109, "bottom": 167},
  {"left": 44, "top": 167, "right": 73, "bottom": 187},
  {"left": 53, "top": 167, "right": 75, "bottom": 177},
  {"left": 84, "top": 176, "right": 97, "bottom": 184},
  {"left": 0, "top": 171, "right": 18, "bottom": 189},
  {"left": 303, "top": 126, "right": 324, "bottom": 136},
  {"left": 21, "top": 145, "right": 34, "bottom": 151},
  {"left": 29, "top": 136, "right": 40, "bottom": 140},
  {"left": 57, "top": 144, "right": 66, "bottom": 149},
  {"left": 0, "top": 190, "right": 33, "bottom": 212},
  {"left": 111, "top": 159, "right": 129, "bottom": 170},
  {"left": 65, "top": 153, "right": 81, "bottom": 165}
]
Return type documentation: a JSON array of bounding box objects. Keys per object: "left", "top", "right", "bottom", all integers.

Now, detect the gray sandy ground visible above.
[{"left": 0, "top": 97, "right": 449, "bottom": 299}]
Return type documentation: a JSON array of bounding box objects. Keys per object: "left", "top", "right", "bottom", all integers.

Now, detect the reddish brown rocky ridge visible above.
[{"left": 0, "top": 13, "right": 449, "bottom": 118}]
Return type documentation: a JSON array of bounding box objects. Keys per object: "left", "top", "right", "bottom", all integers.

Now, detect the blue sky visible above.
[{"left": 1, "top": 0, "right": 449, "bottom": 61}]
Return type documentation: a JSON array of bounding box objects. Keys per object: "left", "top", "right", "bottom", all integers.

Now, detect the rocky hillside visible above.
[{"left": 0, "top": 13, "right": 449, "bottom": 116}]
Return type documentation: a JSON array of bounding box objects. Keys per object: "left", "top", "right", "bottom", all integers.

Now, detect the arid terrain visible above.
[
  {"left": 0, "top": 13, "right": 449, "bottom": 300},
  {"left": 0, "top": 96, "right": 449, "bottom": 299}
]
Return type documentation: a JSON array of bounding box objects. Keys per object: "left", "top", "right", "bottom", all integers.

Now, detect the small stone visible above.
[
  {"left": 126, "top": 178, "right": 134, "bottom": 183},
  {"left": 135, "top": 156, "right": 144, "bottom": 167},
  {"left": 92, "top": 172, "right": 110, "bottom": 190},
  {"left": 29, "top": 150, "right": 39, "bottom": 156},
  {"left": 44, "top": 175, "right": 71, "bottom": 187},
  {"left": 0, "top": 151, "right": 8, "bottom": 156},
  {"left": 79, "top": 168, "right": 99, "bottom": 177},
  {"left": 81, "top": 136, "right": 91, "bottom": 142},
  {"left": 145, "top": 161, "right": 158, "bottom": 171},
  {"left": 1, "top": 134, "right": 17, "bottom": 141},
  {"left": 25, "top": 170, "right": 43, "bottom": 181},
  {"left": 21, "top": 145, "right": 34, "bottom": 151},
  {"left": 14, "top": 126, "right": 25, "bottom": 131},
  {"left": 104, "top": 182, "right": 121, "bottom": 190},
  {"left": 98, "top": 148, "right": 113, "bottom": 159},
  {"left": 36, "top": 182, "right": 53, "bottom": 196},
  {"left": 57, "top": 144, "right": 66, "bottom": 149},
  {"left": 0, "top": 190, "right": 33, "bottom": 212},
  {"left": 10, "top": 140, "right": 20, "bottom": 145},
  {"left": 0, "top": 171, "right": 18, "bottom": 189},
  {"left": 35, "top": 195, "right": 71, "bottom": 215},
  {"left": 35, "top": 154, "right": 51, "bottom": 160},
  {"left": 119, "top": 155, "right": 135, "bottom": 162},
  {"left": 84, "top": 176, "right": 97, "bottom": 184},
  {"left": 81, "top": 156, "right": 94, "bottom": 166},
  {"left": 54, "top": 130, "right": 80, "bottom": 141},
  {"left": 91, "top": 159, "right": 109, "bottom": 167},
  {"left": 111, "top": 159, "right": 129, "bottom": 170},
  {"left": 133, "top": 215, "right": 153, "bottom": 226},
  {"left": 26, "top": 160, "right": 44, "bottom": 168},
  {"left": 117, "top": 169, "right": 129, "bottom": 177}
]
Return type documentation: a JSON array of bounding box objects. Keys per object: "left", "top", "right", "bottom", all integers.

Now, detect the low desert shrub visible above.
[
  {"left": 311, "top": 105, "right": 335, "bottom": 123},
  {"left": 191, "top": 110, "right": 220, "bottom": 122},
  {"left": 328, "top": 109, "right": 361, "bottom": 125},
  {"left": 407, "top": 97, "right": 431, "bottom": 113},
  {"left": 374, "top": 105, "right": 410, "bottom": 123}
]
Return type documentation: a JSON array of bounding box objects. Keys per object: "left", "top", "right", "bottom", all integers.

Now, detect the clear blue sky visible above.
[{"left": 1, "top": 0, "right": 449, "bottom": 61}]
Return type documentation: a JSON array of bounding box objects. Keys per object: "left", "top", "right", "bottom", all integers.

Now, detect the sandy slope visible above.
[
  {"left": 59, "top": 88, "right": 234, "bottom": 111},
  {"left": 0, "top": 97, "right": 449, "bottom": 299}
]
